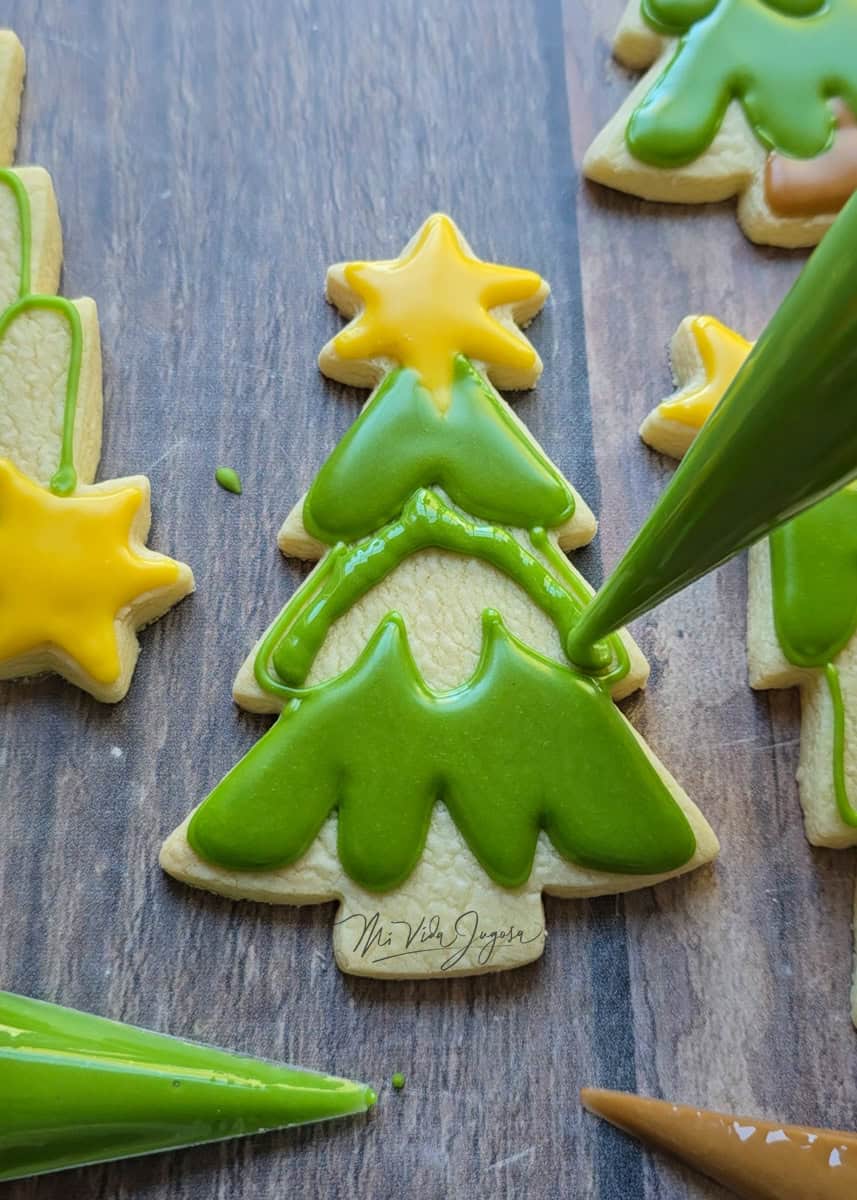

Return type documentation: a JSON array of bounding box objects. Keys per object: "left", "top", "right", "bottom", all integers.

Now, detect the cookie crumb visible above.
[{"left": 215, "top": 466, "right": 242, "bottom": 495}]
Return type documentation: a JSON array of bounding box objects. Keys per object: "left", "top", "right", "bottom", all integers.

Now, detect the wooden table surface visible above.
[{"left": 1, "top": 2, "right": 852, "bottom": 1198}]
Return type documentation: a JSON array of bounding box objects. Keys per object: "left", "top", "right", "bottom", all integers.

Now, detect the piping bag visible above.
[
  {"left": 567, "top": 192, "right": 857, "bottom": 670},
  {"left": 0, "top": 991, "right": 375, "bottom": 1182}
]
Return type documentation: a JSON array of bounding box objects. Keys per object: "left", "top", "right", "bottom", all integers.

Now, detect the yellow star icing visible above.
[
  {"left": 330, "top": 213, "right": 546, "bottom": 410},
  {"left": 658, "top": 316, "right": 752, "bottom": 429},
  {"left": 0, "top": 459, "right": 183, "bottom": 685}
]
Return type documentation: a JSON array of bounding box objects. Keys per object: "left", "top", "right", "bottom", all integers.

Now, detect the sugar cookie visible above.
[{"left": 161, "top": 215, "right": 718, "bottom": 979}]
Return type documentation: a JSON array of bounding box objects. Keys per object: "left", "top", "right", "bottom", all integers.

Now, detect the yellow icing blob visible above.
[
  {"left": 333, "top": 213, "right": 544, "bottom": 410},
  {"left": 0, "top": 459, "right": 181, "bottom": 683},
  {"left": 659, "top": 315, "right": 751, "bottom": 429}
]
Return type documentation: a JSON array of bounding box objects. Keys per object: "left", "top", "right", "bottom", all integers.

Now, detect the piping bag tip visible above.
[
  {"left": 580, "top": 1087, "right": 857, "bottom": 1200},
  {"left": 0, "top": 990, "right": 374, "bottom": 1183},
  {"left": 571, "top": 191, "right": 857, "bottom": 651}
]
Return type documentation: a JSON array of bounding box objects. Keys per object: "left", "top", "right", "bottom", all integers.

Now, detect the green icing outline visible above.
[
  {"left": 255, "top": 488, "right": 628, "bottom": 697},
  {"left": 0, "top": 169, "right": 84, "bottom": 496},
  {"left": 825, "top": 662, "right": 857, "bottom": 825},
  {"left": 769, "top": 486, "right": 857, "bottom": 828}
]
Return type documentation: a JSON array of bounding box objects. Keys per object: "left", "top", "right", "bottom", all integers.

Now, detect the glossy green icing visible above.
[
  {"left": 391, "top": 1073, "right": 406, "bottom": 1091},
  {"left": 825, "top": 661, "right": 857, "bottom": 824},
  {"left": 769, "top": 485, "right": 857, "bottom": 826},
  {"left": 769, "top": 486, "right": 857, "bottom": 668},
  {"left": 0, "top": 170, "right": 84, "bottom": 496},
  {"left": 0, "top": 991, "right": 375, "bottom": 1182},
  {"left": 215, "top": 465, "right": 243, "bottom": 494},
  {"left": 568, "top": 192, "right": 857, "bottom": 668},
  {"left": 302, "top": 356, "right": 575, "bottom": 544},
  {"left": 642, "top": 0, "right": 717, "bottom": 31},
  {"left": 0, "top": 169, "right": 32, "bottom": 299},
  {"left": 631, "top": 0, "right": 857, "bottom": 167},
  {"left": 188, "top": 610, "right": 696, "bottom": 891},
  {"left": 266, "top": 488, "right": 623, "bottom": 690},
  {"left": 643, "top": 0, "right": 823, "bottom": 33}
]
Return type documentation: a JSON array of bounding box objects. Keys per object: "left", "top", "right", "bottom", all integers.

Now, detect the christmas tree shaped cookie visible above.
[
  {"left": 584, "top": 0, "right": 857, "bottom": 247},
  {"left": 161, "top": 215, "right": 718, "bottom": 979},
  {"left": 641, "top": 313, "right": 857, "bottom": 1023},
  {"left": 0, "top": 34, "right": 193, "bottom": 702}
]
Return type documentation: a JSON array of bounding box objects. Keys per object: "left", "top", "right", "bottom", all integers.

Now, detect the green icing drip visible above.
[
  {"left": 259, "top": 489, "right": 625, "bottom": 692},
  {"left": 302, "top": 356, "right": 575, "bottom": 544},
  {"left": 631, "top": 0, "right": 857, "bottom": 167},
  {"left": 769, "top": 485, "right": 857, "bottom": 826},
  {"left": 0, "top": 991, "right": 374, "bottom": 1182},
  {"left": 188, "top": 610, "right": 696, "bottom": 891},
  {"left": 391, "top": 1073, "right": 406, "bottom": 1091},
  {"left": 1, "top": 168, "right": 31, "bottom": 297},
  {"left": 215, "top": 465, "right": 243, "bottom": 494},
  {"left": 0, "top": 169, "right": 84, "bottom": 496},
  {"left": 825, "top": 662, "right": 857, "bottom": 825},
  {"left": 769, "top": 486, "right": 857, "bottom": 668}
]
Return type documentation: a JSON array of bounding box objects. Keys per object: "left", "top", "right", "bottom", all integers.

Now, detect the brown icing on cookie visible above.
[
  {"left": 581, "top": 1089, "right": 857, "bottom": 1200},
  {"left": 766, "top": 101, "right": 857, "bottom": 218}
]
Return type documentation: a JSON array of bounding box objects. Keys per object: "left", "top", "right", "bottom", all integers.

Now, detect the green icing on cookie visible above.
[
  {"left": 769, "top": 485, "right": 857, "bottom": 827},
  {"left": 631, "top": 0, "right": 857, "bottom": 167},
  {"left": 188, "top": 610, "right": 697, "bottom": 892},
  {"left": 770, "top": 485, "right": 857, "bottom": 669},
  {"left": 265, "top": 489, "right": 626, "bottom": 692},
  {"left": 0, "top": 170, "right": 86, "bottom": 496},
  {"left": 302, "top": 356, "right": 575, "bottom": 544}
]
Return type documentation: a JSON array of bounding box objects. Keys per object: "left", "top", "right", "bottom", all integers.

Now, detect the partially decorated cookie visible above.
[
  {"left": 584, "top": 0, "right": 857, "bottom": 247},
  {"left": 582, "top": 1089, "right": 857, "bottom": 1199},
  {"left": 641, "top": 312, "right": 857, "bottom": 1023},
  {"left": 0, "top": 34, "right": 193, "bottom": 702},
  {"left": 161, "top": 214, "right": 718, "bottom": 980}
]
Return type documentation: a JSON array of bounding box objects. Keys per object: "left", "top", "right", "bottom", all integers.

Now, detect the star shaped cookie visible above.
[
  {"left": 0, "top": 460, "right": 192, "bottom": 701},
  {"left": 640, "top": 315, "right": 752, "bottom": 460},
  {"left": 319, "top": 213, "right": 549, "bottom": 408},
  {"left": 0, "top": 33, "right": 193, "bottom": 701}
]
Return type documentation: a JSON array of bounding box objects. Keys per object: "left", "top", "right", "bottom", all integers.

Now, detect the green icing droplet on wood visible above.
[
  {"left": 215, "top": 466, "right": 243, "bottom": 495},
  {"left": 392, "top": 1073, "right": 405, "bottom": 1091}
]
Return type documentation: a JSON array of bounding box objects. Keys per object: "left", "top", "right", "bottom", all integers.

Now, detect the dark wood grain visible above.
[{"left": 0, "top": 2, "right": 850, "bottom": 1198}]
